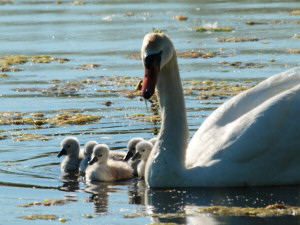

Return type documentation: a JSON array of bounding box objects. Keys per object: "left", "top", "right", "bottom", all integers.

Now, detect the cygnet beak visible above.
[
  {"left": 131, "top": 152, "right": 141, "bottom": 161},
  {"left": 57, "top": 148, "right": 67, "bottom": 158},
  {"left": 123, "top": 151, "right": 134, "bottom": 161},
  {"left": 88, "top": 156, "right": 98, "bottom": 165}
]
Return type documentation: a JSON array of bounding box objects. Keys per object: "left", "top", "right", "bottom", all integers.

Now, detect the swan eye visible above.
[{"left": 144, "top": 51, "right": 162, "bottom": 69}]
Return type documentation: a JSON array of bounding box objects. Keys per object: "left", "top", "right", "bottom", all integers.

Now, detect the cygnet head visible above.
[
  {"left": 123, "top": 137, "right": 144, "bottom": 161},
  {"left": 88, "top": 144, "right": 109, "bottom": 165},
  {"left": 84, "top": 140, "right": 98, "bottom": 158},
  {"left": 132, "top": 141, "right": 153, "bottom": 161},
  {"left": 58, "top": 136, "right": 80, "bottom": 158},
  {"left": 149, "top": 137, "right": 158, "bottom": 146},
  {"left": 141, "top": 33, "right": 175, "bottom": 99}
]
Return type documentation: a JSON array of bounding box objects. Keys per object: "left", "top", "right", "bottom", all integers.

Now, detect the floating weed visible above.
[
  {"left": 177, "top": 50, "right": 219, "bottom": 59},
  {"left": 215, "top": 37, "right": 260, "bottom": 42},
  {"left": 0, "top": 55, "right": 69, "bottom": 73},
  {"left": 287, "top": 48, "right": 300, "bottom": 54},
  {"left": 72, "top": 63, "right": 100, "bottom": 70},
  {"left": 246, "top": 20, "right": 285, "bottom": 25},
  {"left": 175, "top": 15, "right": 188, "bottom": 21},
  {"left": 152, "top": 27, "right": 162, "bottom": 33},
  {"left": 197, "top": 204, "right": 300, "bottom": 217},
  {"left": 50, "top": 113, "right": 101, "bottom": 126},
  {"left": 288, "top": 10, "right": 300, "bottom": 16},
  {"left": 0, "top": 0, "right": 13, "bottom": 4},
  {"left": 20, "top": 214, "right": 57, "bottom": 220},
  {"left": 12, "top": 132, "right": 50, "bottom": 141},
  {"left": 195, "top": 26, "right": 233, "bottom": 32},
  {"left": 123, "top": 12, "right": 135, "bottom": 17},
  {"left": 18, "top": 199, "right": 68, "bottom": 208},
  {"left": 293, "top": 20, "right": 300, "bottom": 24},
  {"left": 123, "top": 212, "right": 191, "bottom": 219},
  {"left": 219, "top": 61, "right": 264, "bottom": 69},
  {"left": 0, "top": 73, "right": 8, "bottom": 78},
  {"left": 73, "top": 0, "right": 86, "bottom": 5},
  {"left": 129, "top": 114, "right": 161, "bottom": 122},
  {"left": 293, "top": 34, "right": 300, "bottom": 39}
]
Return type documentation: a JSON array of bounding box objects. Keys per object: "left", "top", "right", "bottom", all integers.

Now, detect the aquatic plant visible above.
[
  {"left": 215, "top": 37, "right": 260, "bottom": 42},
  {"left": 175, "top": 15, "right": 188, "bottom": 21},
  {"left": 152, "top": 27, "right": 162, "bottom": 33},
  {"left": 195, "top": 26, "right": 233, "bottom": 32},
  {"left": 71, "top": 64, "right": 100, "bottom": 70},
  {"left": 177, "top": 50, "right": 219, "bottom": 59},
  {"left": 197, "top": 204, "right": 300, "bottom": 217},
  {"left": 20, "top": 214, "right": 57, "bottom": 220},
  {"left": 288, "top": 10, "right": 300, "bottom": 16},
  {"left": 219, "top": 61, "right": 264, "bottom": 69}
]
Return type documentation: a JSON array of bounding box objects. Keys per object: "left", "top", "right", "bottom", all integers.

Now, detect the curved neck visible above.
[
  {"left": 145, "top": 53, "right": 189, "bottom": 187},
  {"left": 156, "top": 54, "right": 189, "bottom": 162}
]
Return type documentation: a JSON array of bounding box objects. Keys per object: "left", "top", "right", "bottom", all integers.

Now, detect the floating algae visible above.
[
  {"left": 288, "top": 10, "right": 300, "bottom": 16},
  {"left": 219, "top": 61, "right": 264, "bottom": 69},
  {"left": 174, "top": 15, "right": 188, "bottom": 21},
  {"left": 197, "top": 204, "right": 300, "bottom": 217},
  {"left": 177, "top": 50, "right": 219, "bottom": 59},
  {"left": 215, "top": 37, "right": 260, "bottom": 42},
  {"left": 195, "top": 26, "right": 233, "bottom": 32},
  {"left": 20, "top": 214, "right": 57, "bottom": 221},
  {"left": 18, "top": 199, "right": 68, "bottom": 208},
  {"left": 12, "top": 132, "right": 50, "bottom": 141},
  {"left": 0, "top": 55, "right": 69, "bottom": 73},
  {"left": 129, "top": 114, "right": 161, "bottom": 123},
  {"left": 287, "top": 48, "right": 300, "bottom": 54},
  {"left": 71, "top": 63, "right": 100, "bottom": 70}
]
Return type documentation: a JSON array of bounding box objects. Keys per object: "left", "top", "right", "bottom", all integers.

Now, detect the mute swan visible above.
[
  {"left": 132, "top": 141, "right": 153, "bottom": 178},
  {"left": 58, "top": 136, "right": 83, "bottom": 172},
  {"left": 141, "top": 33, "right": 300, "bottom": 187},
  {"left": 85, "top": 144, "right": 133, "bottom": 182},
  {"left": 79, "top": 140, "right": 98, "bottom": 174}
]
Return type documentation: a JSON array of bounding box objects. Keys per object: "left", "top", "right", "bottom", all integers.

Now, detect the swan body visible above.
[
  {"left": 58, "top": 136, "right": 83, "bottom": 172},
  {"left": 85, "top": 144, "right": 133, "bottom": 182},
  {"left": 79, "top": 140, "right": 98, "bottom": 174},
  {"left": 132, "top": 141, "right": 153, "bottom": 178},
  {"left": 141, "top": 32, "right": 300, "bottom": 187}
]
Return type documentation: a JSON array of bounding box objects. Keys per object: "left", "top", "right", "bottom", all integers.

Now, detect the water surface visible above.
[{"left": 0, "top": 0, "right": 300, "bottom": 224}]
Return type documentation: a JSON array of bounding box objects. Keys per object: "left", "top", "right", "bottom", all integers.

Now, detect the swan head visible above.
[
  {"left": 132, "top": 141, "right": 153, "bottom": 161},
  {"left": 141, "top": 33, "right": 175, "bottom": 99},
  {"left": 88, "top": 144, "right": 109, "bottom": 165},
  {"left": 84, "top": 140, "right": 98, "bottom": 157},
  {"left": 58, "top": 136, "right": 80, "bottom": 158},
  {"left": 124, "top": 137, "right": 144, "bottom": 161}
]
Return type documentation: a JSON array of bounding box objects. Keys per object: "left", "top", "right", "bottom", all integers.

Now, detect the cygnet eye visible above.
[
  {"left": 67, "top": 145, "right": 71, "bottom": 148},
  {"left": 141, "top": 149, "right": 145, "bottom": 152},
  {"left": 99, "top": 154, "right": 103, "bottom": 157}
]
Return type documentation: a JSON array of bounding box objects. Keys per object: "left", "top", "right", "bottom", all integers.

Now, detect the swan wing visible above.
[{"left": 187, "top": 67, "right": 300, "bottom": 172}]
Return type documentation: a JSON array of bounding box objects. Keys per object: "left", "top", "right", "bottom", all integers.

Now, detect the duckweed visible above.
[
  {"left": 215, "top": 37, "right": 260, "bottom": 42},
  {"left": 197, "top": 204, "right": 300, "bottom": 217}
]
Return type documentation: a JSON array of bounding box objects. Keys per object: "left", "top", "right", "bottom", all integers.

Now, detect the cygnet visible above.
[
  {"left": 131, "top": 141, "right": 153, "bottom": 178},
  {"left": 79, "top": 140, "right": 98, "bottom": 174},
  {"left": 57, "top": 136, "right": 82, "bottom": 172},
  {"left": 85, "top": 144, "right": 133, "bottom": 182},
  {"left": 123, "top": 137, "right": 144, "bottom": 175}
]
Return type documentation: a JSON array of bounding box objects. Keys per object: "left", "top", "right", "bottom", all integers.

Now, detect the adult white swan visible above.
[{"left": 141, "top": 33, "right": 300, "bottom": 187}]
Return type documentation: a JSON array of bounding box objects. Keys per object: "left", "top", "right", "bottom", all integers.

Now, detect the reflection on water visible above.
[{"left": 1, "top": 0, "right": 300, "bottom": 224}]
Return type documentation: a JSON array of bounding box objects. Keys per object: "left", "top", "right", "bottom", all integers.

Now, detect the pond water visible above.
[{"left": 0, "top": 0, "right": 300, "bottom": 224}]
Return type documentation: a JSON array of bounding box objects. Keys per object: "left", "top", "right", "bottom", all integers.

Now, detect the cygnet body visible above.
[
  {"left": 123, "top": 137, "right": 144, "bottom": 175},
  {"left": 132, "top": 141, "right": 153, "bottom": 178},
  {"left": 58, "top": 136, "right": 82, "bottom": 172},
  {"left": 79, "top": 140, "right": 98, "bottom": 174},
  {"left": 86, "top": 144, "right": 133, "bottom": 182}
]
